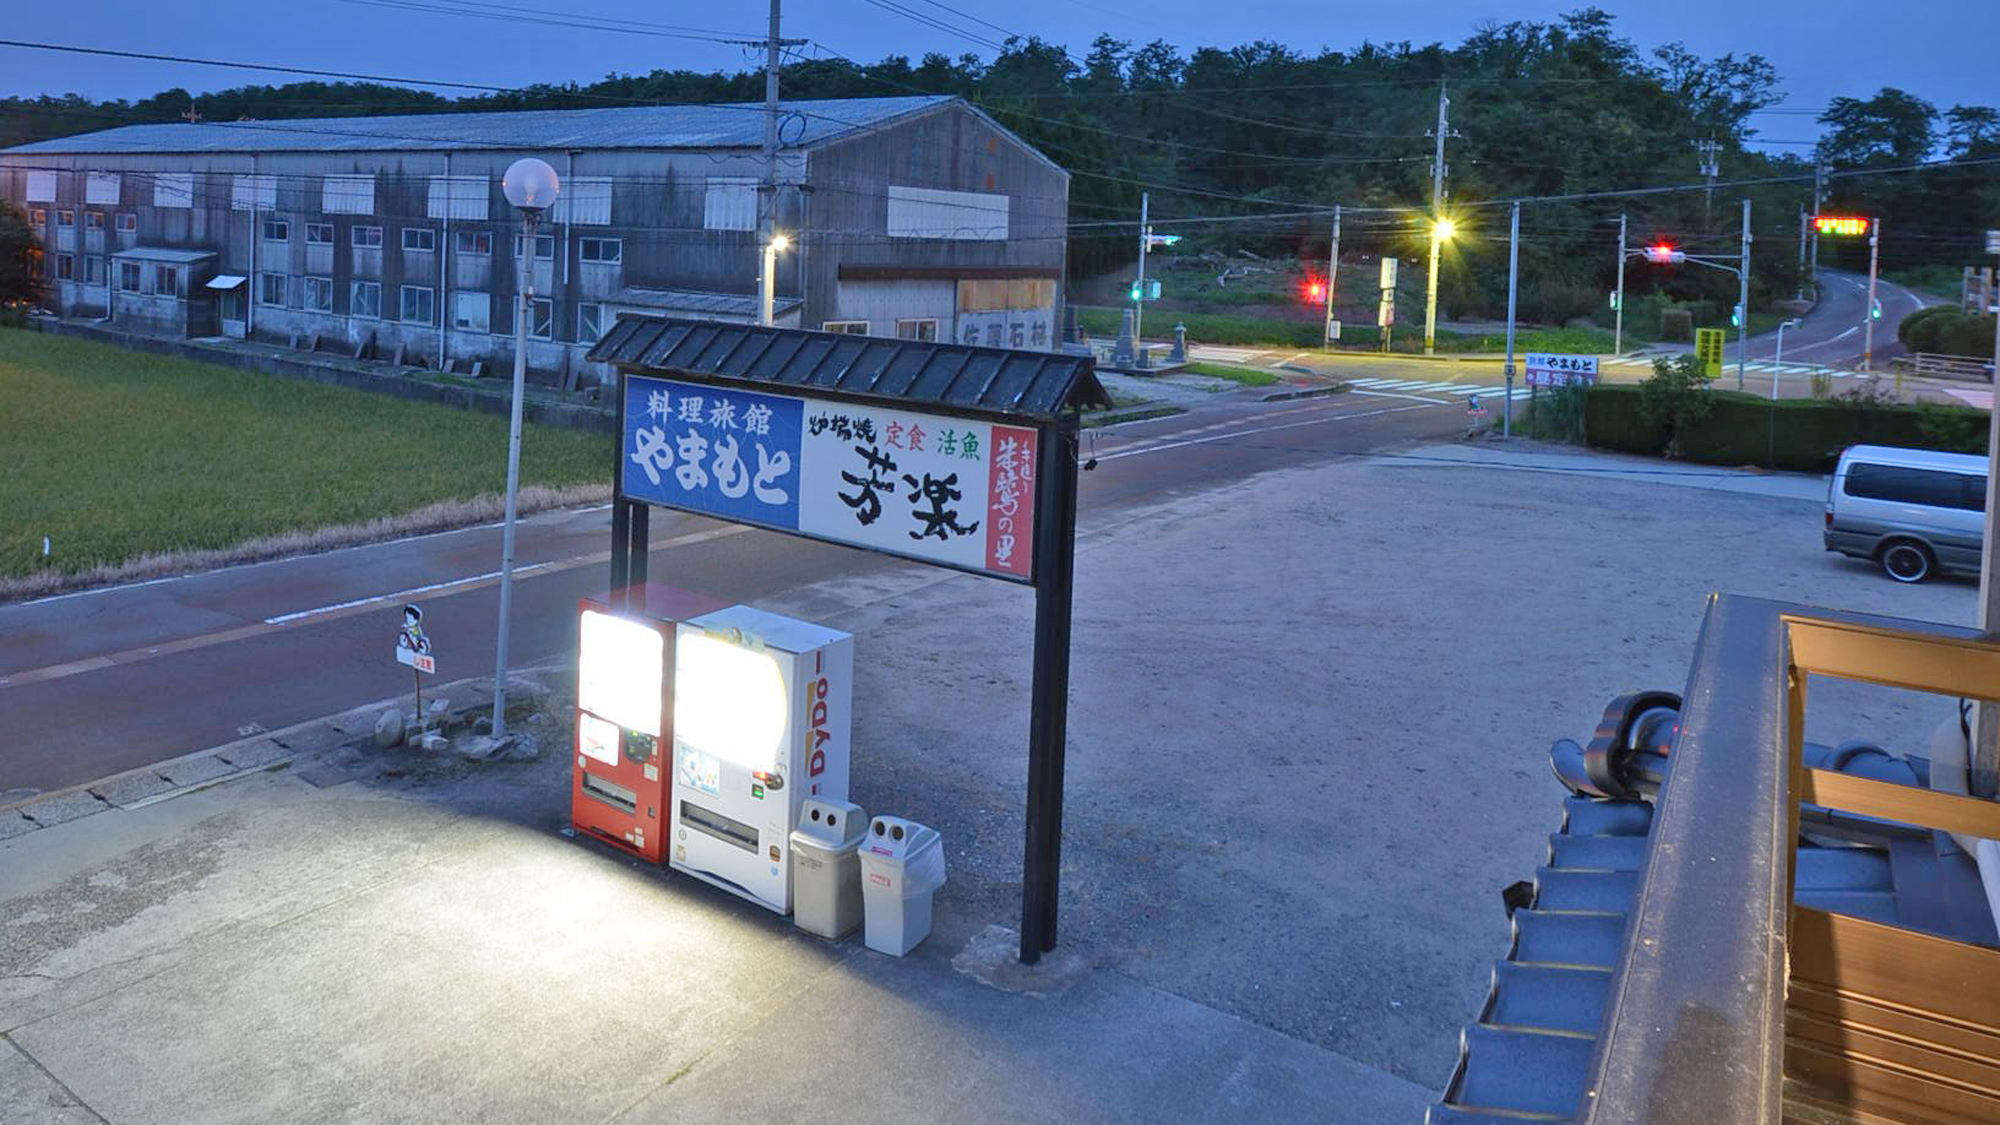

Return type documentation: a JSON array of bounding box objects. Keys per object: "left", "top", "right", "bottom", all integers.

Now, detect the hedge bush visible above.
[
  {"left": 1899, "top": 308, "right": 1996, "bottom": 358},
  {"left": 1583, "top": 384, "right": 1987, "bottom": 471}
]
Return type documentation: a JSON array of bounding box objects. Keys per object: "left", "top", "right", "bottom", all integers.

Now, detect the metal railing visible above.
[{"left": 1578, "top": 594, "right": 2000, "bottom": 1125}]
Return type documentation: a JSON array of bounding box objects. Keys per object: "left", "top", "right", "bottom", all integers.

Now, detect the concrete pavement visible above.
[{"left": 2, "top": 438, "right": 1976, "bottom": 1124}]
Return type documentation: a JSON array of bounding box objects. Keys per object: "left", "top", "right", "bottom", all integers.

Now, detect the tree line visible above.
[{"left": 3, "top": 8, "right": 1994, "bottom": 324}]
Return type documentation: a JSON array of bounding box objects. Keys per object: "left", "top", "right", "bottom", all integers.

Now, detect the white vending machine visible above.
[{"left": 670, "top": 605, "right": 853, "bottom": 914}]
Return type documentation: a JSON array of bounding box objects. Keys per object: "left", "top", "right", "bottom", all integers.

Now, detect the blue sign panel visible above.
[{"left": 622, "top": 375, "right": 805, "bottom": 531}]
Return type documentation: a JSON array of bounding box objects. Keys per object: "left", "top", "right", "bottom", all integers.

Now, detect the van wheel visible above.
[{"left": 1879, "top": 540, "right": 1933, "bottom": 583}]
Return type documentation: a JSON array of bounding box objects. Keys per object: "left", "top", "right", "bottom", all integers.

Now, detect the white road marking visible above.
[{"left": 1099, "top": 402, "right": 1441, "bottom": 462}]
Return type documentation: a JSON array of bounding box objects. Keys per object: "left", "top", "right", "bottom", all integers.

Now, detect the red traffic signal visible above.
[
  {"left": 1642, "top": 244, "right": 1685, "bottom": 264},
  {"left": 1813, "top": 216, "right": 1869, "bottom": 236},
  {"left": 1304, "top": 279, "right": 1327, "bottom": 302}
]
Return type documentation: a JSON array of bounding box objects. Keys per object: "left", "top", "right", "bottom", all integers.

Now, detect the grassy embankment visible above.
[{"left": 0, "top": 329, "right": 612, "bottom": 595}]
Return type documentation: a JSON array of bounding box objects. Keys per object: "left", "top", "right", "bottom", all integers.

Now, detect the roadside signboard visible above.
[
  {"left": 396, "top": 603, "right": 435, "bottom": 674},
  {"left": 1523, "top": 352, "right": 1599, "bottom": 388},
  {"left": 1986, "top": 229, "right": 2000, "bottom": 255},
  {"left": 1694, "top": 328, "right": 1726, "bottom": 379},
  {"left": 1379, "top": 257, "right": 1398, "bottom": 290},
  {"left": 623, "top": 375, "right": 1037, "bottom": 583},
  {"left": 1325, "top": 316, "right": 1341, "bottom": 342},
  {"left": 1376, "top": 297, "right": 1395, "bottom": 328}
]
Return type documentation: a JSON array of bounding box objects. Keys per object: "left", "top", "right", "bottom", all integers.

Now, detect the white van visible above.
[{"left": 1824, "top": 445, "right": 1987, "bottom": 582}]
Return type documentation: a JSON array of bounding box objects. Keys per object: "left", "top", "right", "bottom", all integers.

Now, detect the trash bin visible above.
[
  {"left": 857, "top": 816, "right": 946, "bottom": 956},
  {"left": 790, "top": 798, "right": 867, "bottom": 940}
]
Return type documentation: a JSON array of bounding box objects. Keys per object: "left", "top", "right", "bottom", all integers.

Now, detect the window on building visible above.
[
  {"left": 453, "top": 229, "right": 492, "bottom": 256},
  {"left": 529, "top": 298, "right": 552, "bottom": 340},
  {"left": 400, "top": 284, "right": 434, "bottom": 325},
  {"left": 155, "top": 265, "right": 178, "bottom": 296},
  {"left": 115, "top": 213, "right": 137, "bottom": 234},
  {"left": 305, "top": 222, "right": 334, "bottom": 245},
  {"left": 30, "top": 208, "right": 47, "bottom": 226},
  {"left": 85, "top": 256, "right": 104, "bottom": 284},
  {"left": 578, "top": 237, "right": 622, "bottom": 264},
  {"left": 352, "top": 225, "right": 384, "bottom": 249},
  {"left": 260, "top": 273, "right": 288, "bottom": 307},
  {"left": 302, "top": 276, "right": 334, "bottom": 312},
  {"left": 261, "top": 218, "right": 289, "bottom": 242},
  {"left": 453, "top": 291, "right": 490, "bottom": 333},
  {"left": 56, "top": 253, "right": 74, "bottom": 280},
  {"left": 512, "top": 233, "right": 555, "bottom": 261},
  {"left": 577, "top": 302, "right": 606, "bottom": 345},
  {"left": 56, "top": 210, "right": 74, "bottom": 228},
  {"left": 351, "top": 280, "right": 382, "bottom": 319},
  {"left": 118, "top": 261, "right": 141, "bottom": 292},
  {"left": 402, "top": 228, "right": 437, "bottom": 253},
  {"left": 85, "top": 212, "right": 105, "bottom": 231},
  {"left": 895, "top": 318, "right": 939, "bottom": 342},
  {"left": 822, "top": 321, "right": 870, "bottom": 335}
]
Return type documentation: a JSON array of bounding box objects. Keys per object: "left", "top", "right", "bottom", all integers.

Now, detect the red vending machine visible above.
[{"left": 572, "top": 583, "right": 727, "bottom": 862}]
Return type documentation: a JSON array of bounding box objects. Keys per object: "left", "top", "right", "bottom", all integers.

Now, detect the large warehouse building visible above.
[{"left": 0, "top": 95, "right": 1069, "bottom": 381}]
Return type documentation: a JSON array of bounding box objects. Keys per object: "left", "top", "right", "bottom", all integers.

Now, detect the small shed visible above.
[{"left": 109, "top": 247, "right": 217, "bottom": 337}]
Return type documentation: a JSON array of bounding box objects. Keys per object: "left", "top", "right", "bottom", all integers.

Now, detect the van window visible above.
[{"left": 1844, "top": 463, "right": 1983, "bottom": 511}]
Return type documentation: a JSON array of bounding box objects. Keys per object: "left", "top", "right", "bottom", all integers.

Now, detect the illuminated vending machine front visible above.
[
  {"left": 670, "top": 605, "right": 853, "bottom": 913},
  {"left": 572, "top": 585, "right": 727, "bottom": 862}
]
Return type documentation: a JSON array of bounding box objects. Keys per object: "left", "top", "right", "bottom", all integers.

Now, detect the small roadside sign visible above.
[
  {"left": 1379, "top": 257, "right": 1399, "bottom": 290},
  {"left": 1694, "top": 328, "right": 1726, "bottom": 379},
  {"left": 1986, "top": 230, "right": 2000, "bottom": 255},
  {"left": 397, "top": 603, "right": 436, "bottom": 675},
  {"left": 1523, "top": 353, "right": 1599, "bottom": 388},
  {"left": 1325, "top": 316, "right": 1341, "bottom": 342}
]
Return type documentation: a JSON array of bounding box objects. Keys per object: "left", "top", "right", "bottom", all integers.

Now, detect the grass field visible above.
[
  {"left": 0, "top": 330, "right": 612, "bottom": 586},
  {"left": 1182, "top": 361, "right": 1280, "bottom": 387},
  {"left": 1076, "top": 304, "right": 1616, "bottom": 354}
]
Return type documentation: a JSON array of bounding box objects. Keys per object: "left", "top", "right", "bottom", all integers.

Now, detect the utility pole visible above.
[
  {"left": 1323, "top": 204, "right": 1340, "bottom": 348},
  {"left": 1695, "top": 138, "right": 1721, "bottom": 229},
  {"left": 1614, "top": 213, "right": 1627, "bottom": 356},
  {"left": 1424, "top": 82, "right": 1452, "bottom": 356},
  {"left": 1862, "top": 215, "right": 1882, "bottom": 372},
  {"left": 741, "top": 0, "right": 804, "bottom": 326},
  {"left": 1737, "top": 197, "right": 1752, "bottom": 391},
  {"left": 1809, "top": 152, "right": 1829, "bottom": 292},
  {"left": 1134, "top": 191, "right": 1149, "bottom": 342},
  {"left": 1796, "top": 207, "right": 1808, "bottom": 300},
  {"left": 1504, "top": 201, "right": 1520, "bottom": 438}
]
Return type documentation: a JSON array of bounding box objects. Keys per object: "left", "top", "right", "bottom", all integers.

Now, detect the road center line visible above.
[{"left": 1098, "top": 402, "right": 1440, "bottom": 462}]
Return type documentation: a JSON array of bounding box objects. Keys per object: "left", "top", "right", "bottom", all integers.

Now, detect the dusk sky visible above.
[{"left": 4, "top": 1, "right": 1993, "bottom": 147}]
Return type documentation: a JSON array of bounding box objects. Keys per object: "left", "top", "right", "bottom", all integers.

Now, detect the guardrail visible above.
[
  {"left": 1892, "top": 352, "right": 1995, "bottom": 383},
  {"left": 1579, "top": 595, "right": 2000, "bottom": 1125}
]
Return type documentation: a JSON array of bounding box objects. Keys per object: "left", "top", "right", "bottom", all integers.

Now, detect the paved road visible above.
[{"left": 0, "top": 383, "right": 1466, "bottom": 798}]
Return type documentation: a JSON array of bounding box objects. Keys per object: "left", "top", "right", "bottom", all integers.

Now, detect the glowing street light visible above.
[
  {"left": 1424, "top": 216, "right": 1457, "bottom": 356},
  {"left": 760, "top": 232, "right": 791, "bottom": 326}
]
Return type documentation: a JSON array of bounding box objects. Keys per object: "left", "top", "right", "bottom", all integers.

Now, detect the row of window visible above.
[
  {"left": 28, "top": 208, "right": 623, "bottom": 266},
  {"left": 252, "top": 274, "right": 611, "bottom": 341},
  {"left": 825, "top": 319, "right": 939, "bottom": 341}
]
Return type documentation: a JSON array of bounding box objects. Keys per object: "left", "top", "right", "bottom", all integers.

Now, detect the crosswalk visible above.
[
  {"left": 1346, "top": 377, "right": 1533, "bottom": 400},
  {"left": 1601, "top": 357, "right": 1857, "bottom": 378}
]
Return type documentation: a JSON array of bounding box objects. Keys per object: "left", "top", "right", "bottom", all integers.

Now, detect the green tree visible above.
[
  {"left": 0, "top": 200, "right": 41, "bottom": 308},
  {"left": 1818, "top": 88, "right": 1938, "bottom": 166},
  {"left": 1638, "top": 354, "right": 1714, "bottom": 458}
]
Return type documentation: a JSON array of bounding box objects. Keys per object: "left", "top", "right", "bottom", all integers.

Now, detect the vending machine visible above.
[
  {"left": 571, "top": 584, "right": 728, "bottom": 862},
  {"left": 670, "top": 605, "right": 853, "bottom": 913}
]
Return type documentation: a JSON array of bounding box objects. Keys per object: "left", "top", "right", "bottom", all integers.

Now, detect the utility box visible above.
[
  {"left": 790, "top": 798, "right": 867, "bottom": 940},
  {"left": 858, "top": 816, "right": 947, "bottom": 957}
]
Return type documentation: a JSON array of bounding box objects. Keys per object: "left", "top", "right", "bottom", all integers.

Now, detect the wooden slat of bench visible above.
[
  {"left": 1786, "top": 1006, "right": 2000, "bottom": 1097},
  {"left": 1786, "top": 1038, "right": 2000, "bottom": 1125},
  {"left": 1787, "top": 980, "right": 2000, "bottom": 1065},
  {"left": 1798, "top": 771, "right": 2000, "bottom": 845}
]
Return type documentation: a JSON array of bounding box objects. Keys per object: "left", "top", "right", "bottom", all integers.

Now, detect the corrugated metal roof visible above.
[
  {"left": 611, "top": 287, "right": 800, "bottom": 319},
  {"left": 587, "top": 316, "right": 1111, "bottom": 420},
  {"left": 109, "top": 246, "right": 215, "bottom": 263},
  {"left": 2, "top": 96, "right": 953, "bottom": 156}
]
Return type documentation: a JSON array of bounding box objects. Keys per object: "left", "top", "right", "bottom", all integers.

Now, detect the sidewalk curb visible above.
[{"left": 0, "top": 661, "right": 569, "bottom": 832}]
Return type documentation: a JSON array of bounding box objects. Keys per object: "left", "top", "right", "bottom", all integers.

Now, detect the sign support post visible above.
[{"left": 1021, "top": 417, "right": 1080, "bottom": 961}]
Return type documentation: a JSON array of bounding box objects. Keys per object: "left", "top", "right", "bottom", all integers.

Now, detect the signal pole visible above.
[
  {"left": 1737, "top": 198, "right": 1752, "bottom": 390},
  {"left": 1324, "top": 203, "right": 1340, "bottom": 348},
  {"left": 1809, "top": 153, "right": 1829, "bottom": 292},
  {"left": 1614, "top": 213, "right": 1627, "bottom": 355},
  {"left": 740, "top": 0, "right": 805, "bottom": 325},
  {"left": 1134, "top": 191, "right": 1149, "bottom": 342},
  {"left": 1504, "top": 201, "right": 1520, "bottom": 437},
  {"left": 1862, "top": 216, "right": 1882, "bottom": 372}
]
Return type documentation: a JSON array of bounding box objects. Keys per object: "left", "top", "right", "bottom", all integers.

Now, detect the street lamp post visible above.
[
  {"left": 759, "top": 233, "right": 790, "bottom": 326},
  {"left": 1425, "top": 217, "right": 1455, "bottom": 356},
  {"left": 1769, "top": 317, "right": 1801, "bottom": 467},
  {"left": 492, "top": 157, "right": 560, "bottom": 742}
]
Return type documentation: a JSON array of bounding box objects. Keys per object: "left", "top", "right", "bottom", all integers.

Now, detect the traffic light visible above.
[
  {"left": 1129, "top": 282, "right": 1142, "bottom": 301},
  {"left": 1642, "top": 244, "right": 1685, "bottom": 264},
  {"left": 1731, "top": 303, "right": 1743, "bottom": 328},
  {"left": 1871, "top": 298, "right": 1882, "bottom": 320},
  {"left": 1305, "top": 279, "right": 1326, "bottom": 303}
]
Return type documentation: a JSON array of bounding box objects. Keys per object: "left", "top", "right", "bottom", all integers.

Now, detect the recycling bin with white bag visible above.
[
  {"left": 790, "top": 798, "right": 867, "bottom": 940},
  {"left": 857, "top": 816, "right": 946, "bottom": 956}
]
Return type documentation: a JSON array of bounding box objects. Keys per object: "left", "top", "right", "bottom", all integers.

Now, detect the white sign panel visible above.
[
  {"left": 1523, "top": 352, "right": 1600, "bottom": 388},
  {"left": 622, "top": 375, "right": 1038, "bottom": 582}
]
